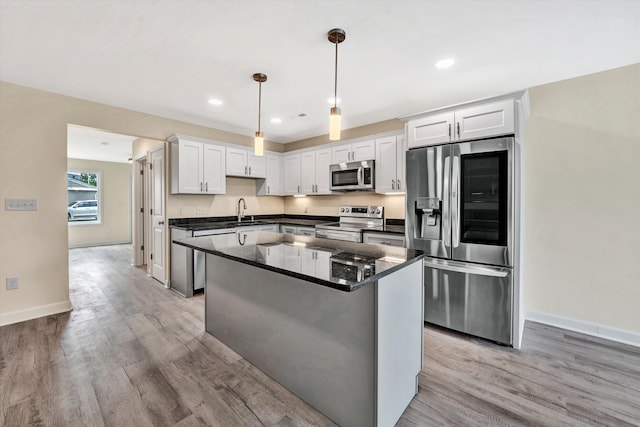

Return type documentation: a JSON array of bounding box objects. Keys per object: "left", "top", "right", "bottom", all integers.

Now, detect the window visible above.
[{"left": 67, "top": 171, "right": 102, "bottom": 224}]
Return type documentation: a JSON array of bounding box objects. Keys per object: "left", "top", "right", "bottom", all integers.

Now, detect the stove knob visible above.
[
  {"left": 340, "top": 207, "right": 345, "bottom": 213},
  {"left": 375, "top": 208, "right": 381, "bottom": 214}
]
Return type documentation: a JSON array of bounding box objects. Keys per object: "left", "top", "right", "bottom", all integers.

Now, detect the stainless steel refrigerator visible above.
[{"left": 405, "top": 136, "right": 517, "bottom": 345}]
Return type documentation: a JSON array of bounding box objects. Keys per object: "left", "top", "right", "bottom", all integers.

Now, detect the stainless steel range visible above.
[{"left": 315, "top": 205, "right": 384, "bottom": 242}]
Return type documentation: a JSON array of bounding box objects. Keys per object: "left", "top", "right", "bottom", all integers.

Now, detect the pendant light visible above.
[
  {"left": 328, "top": 28, "right": 345, "bottom": 141},
  {"left": 253, "top": 73, "right": 267, "bottom": 156}
]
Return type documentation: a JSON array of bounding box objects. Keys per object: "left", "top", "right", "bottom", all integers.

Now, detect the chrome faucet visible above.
[{"left": 237, "top": 197, "right": 247, "bottom": 222}]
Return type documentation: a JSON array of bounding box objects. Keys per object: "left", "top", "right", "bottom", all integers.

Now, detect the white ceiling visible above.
[
  {"left": 67, "top": 125, "right": 136, "bottom": 164},
  {"left": 1, "top": 0, "right": 639, "bottom": 145}
]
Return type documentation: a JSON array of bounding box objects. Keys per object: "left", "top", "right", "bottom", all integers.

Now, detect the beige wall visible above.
[
  {"left": 285, "top": 119, "right": 403, "bottom": 152},
  {"left": 168, "top": 177, "right": 284, "bottom": 218},
  {"left": 523, "top": 64, "right": 640, "bottom": 334},
  {"left": 285, "top": 193, "right": 405, "bottom": 219},
  {"left": 0, "top": 81, "right": 285, "bottom": 326},
  {"left": 67, "top": 158, "right": 132, "bottom": 247}
]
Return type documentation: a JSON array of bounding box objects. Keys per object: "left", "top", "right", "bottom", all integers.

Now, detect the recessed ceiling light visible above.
[
  {"left": 270, "top": 118, "right": 282, "bottom": 124},
  {"left": 100, "top": 141, "right": 109, "bottom": 145},
  {"left": 435, "top": 58, "right": 455, "bottom": 69},
  {"left": 327, "top": 97, "right": 341, "bottom": 105},
  {"left": 208, "top": 98, "right": 223, "bottom": 106}
]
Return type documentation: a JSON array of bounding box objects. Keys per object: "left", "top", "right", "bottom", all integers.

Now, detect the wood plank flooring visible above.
[{"left": 1, "top": 244, "right": 639, "bottom": 426}]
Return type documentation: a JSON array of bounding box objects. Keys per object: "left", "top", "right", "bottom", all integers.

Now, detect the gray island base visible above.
[{"left": 176, "top": 232, "right": 424, "bottom": 427}]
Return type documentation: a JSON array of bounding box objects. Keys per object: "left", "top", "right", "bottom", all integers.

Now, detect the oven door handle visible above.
[
  {"left": 315, "top": 229, "right": 360, "bottom": 242},
  {"left": 357, "top": 166, "right": 364, "bottom": 187}
]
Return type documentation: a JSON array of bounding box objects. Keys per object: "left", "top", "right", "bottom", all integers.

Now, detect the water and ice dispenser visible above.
[{"left": 414, "top": 197, "right": 441, "bottom": 240}]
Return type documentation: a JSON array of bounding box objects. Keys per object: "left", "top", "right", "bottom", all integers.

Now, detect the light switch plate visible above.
[{"left": 5, "top": 198, "right": 38, "bottom": 211}]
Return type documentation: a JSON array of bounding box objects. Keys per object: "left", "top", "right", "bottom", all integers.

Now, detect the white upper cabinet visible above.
[
  {"left": 454, "top": 99, "right": 514, "bottom": 141},
  {"left": 300, "top": 151, "right": 316, "bottom": 194},
  {"left": 257, "top": 153, "right": 283, "bottom": 196},
  {"left": 226, "top": 147, "right": 266, "bottom": 178},
  {"left": 284, "top": 148, "right": 333, "bottom": 196},
  {"left": 202, "top": 143, "right": 226, "bottom": 194},
  {"left": 283, "top": 153, "right": 302, "bottom": 195},
  {"left": 314, "top": 148, "right": 333, "bottom": 194},
  {"left": 375, "top": 134, "right": 406, "bottom": 194},
  {"left": 407, "top": 112, "right": 454, "bottom": 149},
  {"left": 407, "top": 99, "right": 515, "bottom": 148},
  {"left": 175, "top": 139, "right": 203, "bottom": 194},
  {"left": 331, "top": 139, "right": 375, "bottom": 163},
  {"left": 170, "top": 137, "right": 226, "bottom": 194}
]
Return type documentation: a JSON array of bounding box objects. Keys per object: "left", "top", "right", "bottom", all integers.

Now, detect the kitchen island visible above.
[{"left": 174, "top": 232, "right": 424, "bottom": 427}]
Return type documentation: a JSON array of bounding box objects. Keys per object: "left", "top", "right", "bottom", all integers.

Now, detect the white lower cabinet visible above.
[
  {"left": 296, "top": 226, "right": 316, "bottom": 236},
  {"left": 258, "top": 224, "right": 280, "bottom": 232},
  {"left": 281, "top": 225, "right": 315, "bottom": 236},
  {"left": 300, "top": 248, "right": 332, "bottom": 280}
]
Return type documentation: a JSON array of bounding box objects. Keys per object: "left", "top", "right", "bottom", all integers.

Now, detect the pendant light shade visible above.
[
  {"left": 254, "top": 131, "right": 264, "bottom": 156},
  {"left": 328, "top": 28, "right": 345, "bottom": 141},
  {"left": 253, "top": 73, "right": 267, "bottom": 156},
  {"left": 329, "top": 107, "right": 341, "bottom": 141}
]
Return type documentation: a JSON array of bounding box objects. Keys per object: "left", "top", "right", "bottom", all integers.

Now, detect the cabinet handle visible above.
[
  {"left": 457, "top": 122, "right": 460, "bottom": 138},
  {"left": 245, "top": 165, "right": 248, "bottom": 175},
  {"left": 392, "top": 179, "right": 395, "bottom": 190},
  {"left": 200, "top": 182, "right": 203, "bottom": 192},
  {"left": 205, "top": 182, "right": 208, "bottom": 192},
  {"left": 298, "top": 185, "right": 300, "bottom": 193},
  {"left": 397, "top": 179, "right": 401, "bottom": 189},
  {"left": 267, "top": 185, "right": 270, "bottom": 194},
  {"left": 249, "top": 166, "right": 252, "bottom": 175},
  {"left": 448, "top": 123, "right": 451, "bottom": 139}
]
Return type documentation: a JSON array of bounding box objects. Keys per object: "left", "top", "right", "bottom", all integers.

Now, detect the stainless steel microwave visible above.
[{"left": 330, "top": 160, "right": 375, "bottom": 191}]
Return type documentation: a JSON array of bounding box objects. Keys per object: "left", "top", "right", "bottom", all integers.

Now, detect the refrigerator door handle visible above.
[
  {"left": 443, "top": 156, "right": 451, "bottom": 248},
  {"left": 424, "top": 259, "right": 509, "bottom": 278},
  {"left": 452, "top": 156, "right": 460, "bottom": 248}
]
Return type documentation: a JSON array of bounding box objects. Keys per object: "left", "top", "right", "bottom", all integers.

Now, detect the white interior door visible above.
[
  {"left": 149, "top": 145, "right": 166, "bottom": 285},
  {"left": 134, "top": 157, "right": 146, "bottom": 266}
]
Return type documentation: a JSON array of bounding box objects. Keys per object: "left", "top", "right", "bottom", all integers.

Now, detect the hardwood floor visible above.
[{"left": 1, "top": 244, "right": 638, "bottom": 426}]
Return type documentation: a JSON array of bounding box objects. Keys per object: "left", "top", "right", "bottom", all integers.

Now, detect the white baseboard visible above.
[
  {"left": 526, "top": 311, "right": 640, "bottom": 348},
  {"left": 0, "top": 300, "right": 73, "bottom": 327},
  {"left": 69, "top": 240, "right": 131, "bottom": 249}
]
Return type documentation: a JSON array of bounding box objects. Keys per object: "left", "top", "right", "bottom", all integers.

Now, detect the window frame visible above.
[{"left": 67, "top": 169, "right": 103, "bottom": 226}]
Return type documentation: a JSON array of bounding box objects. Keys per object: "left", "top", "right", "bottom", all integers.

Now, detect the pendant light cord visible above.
[
  {"left": 258, "top": 81, "right": 262, "bottom": 133},
  {"left": 334, "top": 39, "right": 338, "bottom": 109}
]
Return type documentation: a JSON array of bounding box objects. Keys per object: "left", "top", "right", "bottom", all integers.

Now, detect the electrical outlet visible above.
[
  {"left": 6, "top": 277, "right": 19, "bottom": 290},
  {"left": 5, "top": 199, "right": 38, "bottom": 211}
]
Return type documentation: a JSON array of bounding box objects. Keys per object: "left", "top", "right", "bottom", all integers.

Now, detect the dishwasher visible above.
[{"left": 170, "top": 227, "right": 235, "bottom": 297}]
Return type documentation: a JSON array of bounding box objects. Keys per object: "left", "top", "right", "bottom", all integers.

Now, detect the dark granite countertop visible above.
[
  {"left": 173, "top": 232, "right": 423, "bottom": 292},
  {"left": 169, "top": 215, "right": 337, "bottom": 231}
]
